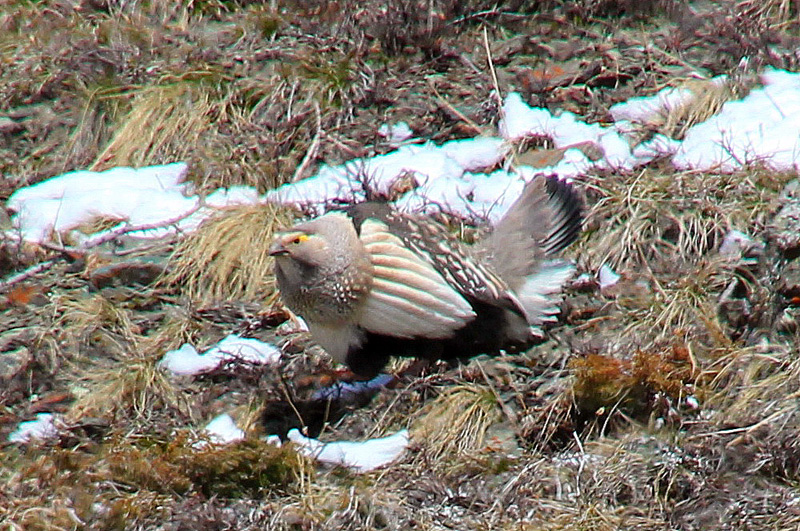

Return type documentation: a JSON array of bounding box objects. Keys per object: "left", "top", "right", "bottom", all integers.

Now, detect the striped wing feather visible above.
[{"left": 358, "top": 219, "right": 476, "bottom": 339}]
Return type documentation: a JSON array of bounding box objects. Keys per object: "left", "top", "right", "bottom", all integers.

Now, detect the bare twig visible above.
[
  {"left": 0, "top": 260, "right": 56, "bottom": 292},
  {"left": 292, "top": 101, "right": 323, "bottom": 183},
  {"left": 427, "top": 80, "right": 483, "bottom": 135},
  {"left": 482, "top": 26, "right": 503, "bottom": 109},
  {"left": 1, "top": 198, "right": 206, "bottom": 291},
  {"left": 79, "top": 199, "right": 205, "bottom": 249}
]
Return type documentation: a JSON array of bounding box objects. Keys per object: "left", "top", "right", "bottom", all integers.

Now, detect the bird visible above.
[{"left": 269, "top": 175, "right": 583, "bottom": 378}]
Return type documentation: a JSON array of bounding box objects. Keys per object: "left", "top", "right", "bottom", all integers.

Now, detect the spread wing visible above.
[
  {"left": 478, "top": 175, "right": 583, "bottom": 289},
  {"left": 357, "top": 218, "right": 476, "bottom": 339},
  {"left": 372, "top": 208, "right": 524, "bottom": 315}
]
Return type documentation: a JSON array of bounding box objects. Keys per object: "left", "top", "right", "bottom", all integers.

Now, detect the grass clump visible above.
[
  {"left": 94, "top": 81, "right": 226, "bottom": 170},
  {"left": 658, "top": 78, "right": 736, "bottom": 140},
  {"left": 163, "top": 203, "right": 293, "bottom": 304},
  {"left": 69, "top": 352, "right": 182, "bottom": 420},
  {"left": 411, "top": 383, "right": 502, "bottom": 465},
  {"left": 108, "top": 434, "right": 308, "bottom": 499},
  {"left": 582, "top": 168, "right": 776, "bottom": 271}
]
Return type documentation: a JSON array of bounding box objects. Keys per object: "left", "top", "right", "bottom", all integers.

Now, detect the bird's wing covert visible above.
[
  {"left": 377, "top": 210, "right": 525, "bottom": 316},
  {"left": 357, "top": 218, "right": 476, "bottom": 339}
]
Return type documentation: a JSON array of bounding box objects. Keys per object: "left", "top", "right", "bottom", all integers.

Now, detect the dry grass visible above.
[
  {"left": 68, "top": 352, "right": 184, "bottom": 420},
  {"left": 411, "top": 383, "right": 502, "bottom": 465},
  {"left": 163, "top": 203, "right": 293, "bottom": 304},
  {"left": 574, "top": 166, "right": 784, "bottom": 348},
  {"left": 4, "top": 1, "right": 800, "bottom": 529},
  {"left": 93, "top": 81, "right": 225, "bottom": 170},
  {"left": 737, "top": 0, "right": 800, "bottom": 29},
  {"left": 580, "top": 168, "right": 776, "bottom": 270},
  {"left": 659, "top": 78, "right": 736, "bottom": 140}
]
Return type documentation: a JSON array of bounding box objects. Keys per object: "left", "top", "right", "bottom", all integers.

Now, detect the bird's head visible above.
[
  {"left": 269, "top": 211, "right": 367, "bottom": 272},
  {"left": 269, "top": 212, "right": 373, "bottom": 320},
  {"left": 269, "top": 226, "right": 327, "bottom": 267}
]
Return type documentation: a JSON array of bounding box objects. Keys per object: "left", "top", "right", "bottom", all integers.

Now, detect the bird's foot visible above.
[{"left": 311, "top": 373, "right": 395, "bottom": 401}]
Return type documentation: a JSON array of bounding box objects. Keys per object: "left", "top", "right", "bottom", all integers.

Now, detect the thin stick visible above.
[
  {"left": 292, "top": 101, "right": 322, "bottom": 183},
  {"left": 0, "top": 260, "right": 56, "bottom": 292},
  {"left": 482, "top": 26, "right": 503, "bottom": 109},
  {"left": 79, "top": 200, "right": 205, "bottom": 249},
  {"left": 427, "top": 80, "right": 483, "bottom": 135}
]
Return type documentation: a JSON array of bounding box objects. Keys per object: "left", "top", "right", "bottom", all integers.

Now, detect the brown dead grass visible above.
[
  {"left": 659, "top": 77, "right": 736, "bottom": 140},
  {"left": 411, "top": 383, "right": 502, "bottom": 465},
  {"left": 4, "top": 1, "right": 800, "bottom": 530},
  {"left": 93, "top": 81, "right": 225, "bottom": 170},
  {"left": 163, "top": 202, "right": 292, "bottom": 304}
]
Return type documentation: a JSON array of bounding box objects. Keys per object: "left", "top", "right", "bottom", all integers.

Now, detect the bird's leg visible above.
[
  {"left": 310, "top": 371, "right": 395, "bottom": 401},
  {"left": 330, "top": 367, "right": 364, "bottom": 382}
]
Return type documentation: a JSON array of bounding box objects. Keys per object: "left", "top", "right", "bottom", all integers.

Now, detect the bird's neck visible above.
[{"left": 277, "top": 252, "right": 373, "bottom": 325}]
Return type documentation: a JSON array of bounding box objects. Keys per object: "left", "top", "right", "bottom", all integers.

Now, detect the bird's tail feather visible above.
[
  {"left": 540, "top": 177, "right": 583, "bottom": 255},
  {"left": 515, "top": 259, "right": 575, "bottom": 326},
  {"left": 479, "top": 175, "right": 583, "bottom": 290}
]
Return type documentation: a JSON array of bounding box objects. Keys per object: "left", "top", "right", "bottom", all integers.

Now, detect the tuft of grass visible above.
[
  {"left": 93, "top": 80, "right": 226, "bottom": 170},
  {"left": 658, "top": 77, "right": 736, "bottom": 140},
  {"left": 616, "top": 260, "right": 738, "bottom": 345},
  {"left": 68, "top": 351, "right": 183, "bottom": 420},
  {"left": 279, "top": 475, "right": 400, "bottom": 530},
  {"left": 577, "top": 167, "right": 782, "bottom": 345},
  {"left": 580, "top": 168, "right": 777, "bottom": 270},
  {"left": 162, "top": 203, "right": 293, "bottom": 304},
  {"left": 54, "top": 292, "right": 141, "bottom": 358},
  {"left": 410, "top": 383, "right": 501, "bottom": 465}
]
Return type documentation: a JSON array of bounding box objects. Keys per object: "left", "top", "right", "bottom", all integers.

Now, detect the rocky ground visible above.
[{"left": 3, "top": 1, "right": 800, "bottom": 529}]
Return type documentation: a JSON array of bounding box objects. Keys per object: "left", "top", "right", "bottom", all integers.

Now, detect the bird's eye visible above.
[{"left": 291, "top": 234, "right": 309, "bottom": 245}]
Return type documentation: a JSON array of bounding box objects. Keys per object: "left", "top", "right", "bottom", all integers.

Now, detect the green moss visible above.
[
  {"left": 185, "top": 439, "right": 308, "bottom": 498},
  {"left": 105, "top": 432, "right": 308, "bottom": 498},
  {"left": 106, "top": 437, "right": 194, "bottom": 494}
]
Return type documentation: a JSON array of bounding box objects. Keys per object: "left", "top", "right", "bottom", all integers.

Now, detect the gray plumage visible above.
[{"left": 269, "top": 175, "right": 582, "bottom": 377}]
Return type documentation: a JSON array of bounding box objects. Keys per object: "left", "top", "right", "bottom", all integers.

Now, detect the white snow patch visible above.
[
  {"left": 8, "top": 413, "right": 59, "bottom": 443},
  {"left": 195, "top": 414, "right": 284, "bottom": 449},
  {"left": 378, "top": 121, "right": 414, "bottom": 144},
  {"left": 201, "top": 414, "right": 245, "bottom": 445},
  {"left": 632, "top": 134, "right": 682, "bottom": 161},
  {"left": 610, "top": 87, "right": 695, "bottom": 123},
  {"left": 6, "top": 162, "right": 265, "bottom": 244},
  {"left": 394, "top": 169, "right": 524, "bottom": 222},
  {"left": 674, "top": 69, "right": 800, "bottom": 172},
  {"left": 499, "top": 93, "right": 555, "bottom": 141},
  {"left": 160, "top": 334, "right": 281, "bottom": 376},
  {"left": 287, "top": 429, "right": 409, "bottom": 473},
  {"left": 267, "top": 138, "right": 505, "bottom": 214},
  {"left": 598, "top": 264, "right": 621, "bottom": 289},
  {"left": 498, "top": 93, "right": 636, "bottom": 170}
]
